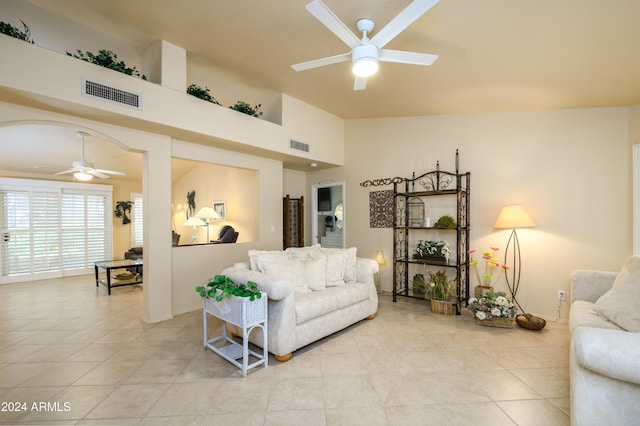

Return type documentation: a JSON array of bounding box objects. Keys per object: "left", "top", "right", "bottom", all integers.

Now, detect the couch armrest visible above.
[
  {"left": 570, "top": 270, "right": 617, "bottom": 303},
  {"left": 356, "top": 257, "right": 378, "bottom": 285},
  {"left": 220, "top": 267, "right": 293, "bottom": 300},
  {"left": 573, "top": 327, "right": 640, "bottom": 385}
]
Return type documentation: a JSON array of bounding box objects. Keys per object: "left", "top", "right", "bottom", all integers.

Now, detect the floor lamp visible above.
[{"left": 494, "top": 204, "right": 535, "bottom": 313}]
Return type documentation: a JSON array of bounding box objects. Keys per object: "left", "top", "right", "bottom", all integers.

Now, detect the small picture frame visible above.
[{"left": 213, "top": 201, "right": 226, "bottom": 221}]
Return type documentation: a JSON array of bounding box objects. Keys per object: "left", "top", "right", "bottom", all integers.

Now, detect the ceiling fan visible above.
[
  {"left": 55, "top": 131, "right": 125, "bottom": 181},
  {"left": 291, "top": 0, "right": 440, "bottom": 91}
]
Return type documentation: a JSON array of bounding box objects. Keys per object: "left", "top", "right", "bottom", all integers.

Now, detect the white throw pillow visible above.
[
  {"left": 248, "top": 250, "right": 288, "bottom": 271},
  {"left": 320, "top": 247, "right": 357, "bottom": 283},
  {"left": 322, "top": 250, "right": 346, "bottom": 287},
  {"left": 285, "top": 244, "right": 321, "bottom": 259},
  {"left": 299, "top": 256, "right": 326, "bottom": 291},
  {"left": 594, "top": 256, "right": 640, "bottom": 332},
  {"left": 258, "top": 258, "right": 310, "bottom": 294}
]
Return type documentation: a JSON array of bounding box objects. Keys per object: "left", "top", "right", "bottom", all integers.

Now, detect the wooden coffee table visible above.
[{"left": 94, "top": 259, "right": 143, "bottom": 295}]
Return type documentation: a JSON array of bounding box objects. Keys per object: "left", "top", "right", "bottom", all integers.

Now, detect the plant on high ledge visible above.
[
  {"left": 196, "top": 275, "right": 262, "bottom": 302},
  {"left": 187, "top": 84, "right": 221, "bottom": 105},
  {"left": 230, "top": 101, "right": 263, "bottom": 117},
  {"left": 66, "top": 49, "right": 147, "bottom": 80},
  {"left": 0, "top": 20, "right": 34, "bottom": 43}
]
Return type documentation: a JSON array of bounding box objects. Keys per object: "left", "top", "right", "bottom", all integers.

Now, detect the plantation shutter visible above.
[
  {"left": 131, "top": 193, "right": 143, "bottom": 247},
  {"left": 0, "top": 179, "right": 113, "bottom": 283},
  {"left": 0, "top": 189, "right": 32, "bottom": 277}
]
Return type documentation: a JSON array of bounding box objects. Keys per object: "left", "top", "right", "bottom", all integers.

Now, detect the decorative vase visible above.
[
  {"left": 475, "top": 317, "right": 516, "bottom": 328},
  {"left": 430, "top": 299, "right": 455, "bottom": 315},
  {"left": 474, "top": 285, "right": 493, "bottom": 298}
]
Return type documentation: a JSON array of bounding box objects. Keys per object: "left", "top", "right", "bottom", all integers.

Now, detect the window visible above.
[
  {"left": 0, "top": 179, "right": 112, "bottom": 284},
  {"left": 130, "top": 193, "right": 143, "bottom": 247}
]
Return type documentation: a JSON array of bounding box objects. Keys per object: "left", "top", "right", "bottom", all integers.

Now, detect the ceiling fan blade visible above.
[
  {"left": 54, "top": 169, "right": 76, "bottom": 176},
  {"left": 306, "top": 0, "right": 361, "bottom": 49},
  {"left": 95, "top": 168, "right": 125, "bottom": 176},
  {"left": 292, "top": 52, "right": 351, "bottom": 72},
  {"left": 379, "top": 49, "right": 438, "bottom": 66},
  {"left": 353, "top": 76, "right": 367, "bottom": 91},
  {"left": 371, "top": 0, "right": 439, "bottom": 49},
  {"left": 88, "top": 170, "right": 110, "bottom": 179}
]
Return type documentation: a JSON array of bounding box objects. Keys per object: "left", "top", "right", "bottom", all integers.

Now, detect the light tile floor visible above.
[{"left": 0, "top": 275, "right": 570, "bottom": 425}]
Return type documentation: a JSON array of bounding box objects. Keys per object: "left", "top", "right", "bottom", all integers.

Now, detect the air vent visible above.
[
  {"left": 290, "top": 139, "right": 310, "bottom": 153},
  {"left": 82, "top": 78, "right": 141, "bottom": 109}
]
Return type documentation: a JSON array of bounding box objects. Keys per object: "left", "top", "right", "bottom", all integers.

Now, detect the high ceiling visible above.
[
  {"left": 23, "top": 0, "right": 640, "bottom": 119},
  {"left": 2, "top": 0, "right": 640, "bottom": 181}
]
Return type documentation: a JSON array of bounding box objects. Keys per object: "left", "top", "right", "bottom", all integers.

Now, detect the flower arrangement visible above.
[
  {"left": 415, "top": 240, "right": 450, "bottom": 260},
  {"left": 468, "top": 247, "right": 508, "bottom": 287},
  {"left": 468, "top": 291, "right": 516, "bottom": 320},
  {"left": 196, "top": 275, "right": 262, "bottom": 302},
  {"left": 427, "top": 270, "right": 455, "bottom": 301}
]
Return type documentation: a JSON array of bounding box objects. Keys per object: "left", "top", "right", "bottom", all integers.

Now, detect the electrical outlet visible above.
[{"left": 557, "top": 290, "right": 566, "bottom": 301}]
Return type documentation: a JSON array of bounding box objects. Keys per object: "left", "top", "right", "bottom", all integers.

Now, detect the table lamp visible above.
[
  {"left": 184, "top": 216, "right": 204, "bottom": 244},
  {"left": 195, "top": 207, "right": 221, "bottom": 243}
]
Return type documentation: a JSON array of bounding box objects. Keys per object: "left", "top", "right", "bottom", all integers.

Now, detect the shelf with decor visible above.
[{"left": 392, "top": 150, "right": 470, "bottom": 314}]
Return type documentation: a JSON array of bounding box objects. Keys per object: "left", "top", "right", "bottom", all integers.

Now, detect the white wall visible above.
[{"left": 305, "top": 107, "right": 632, "bottom": 321}]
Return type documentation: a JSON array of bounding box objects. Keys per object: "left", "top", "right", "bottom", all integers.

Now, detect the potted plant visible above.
[
  {"left": 66, "top": 49, "right": 147, "bottom": 80},
  {"left": 468, "top": 247, "right": 508, "bottom": 298},
  {"left": 196, "top": 274, "right": 262, "bottom": 302},
  {"left": 434, "top": 214, "right": 456, "bottom": 229},
  {"left": 0, "top": 20, "right": 34, "bottom": 43},
  {"left": 114, "top": 200, "right": 133, "bottom": 225},
  {"left": 468, "top": 291, "right": 516, "bottom": 328},
  {"left": 412, "top": 273, "right": 426, "bottom": 297},
  {"left": 426, "top": 270, "right": 456, "bottom": 315},
  {"left": 230, "top": 101, "right": 263, "bottom": 117},
  {"left": 187, "top": 83, "right": 221, "bottom": 105},
  {"left": 415, "top": 240, "right": 450, "bottom": 263}
]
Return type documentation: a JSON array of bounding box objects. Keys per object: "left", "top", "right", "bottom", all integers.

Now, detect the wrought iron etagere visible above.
[{"left": 392, "top": 150, "right": 470, "bottom": 314}]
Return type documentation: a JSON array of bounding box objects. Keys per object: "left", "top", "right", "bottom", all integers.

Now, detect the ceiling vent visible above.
[
  {"left": 290, "top": 139, "right": 310, "bottom": 153},
  {"left": 82, "top": 78, "right": 141, "bottom": 109}
]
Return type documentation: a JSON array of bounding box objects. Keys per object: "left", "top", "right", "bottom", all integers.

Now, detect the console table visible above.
[{"left": 94, "top": 259, "right": 143, "bottom": 295}]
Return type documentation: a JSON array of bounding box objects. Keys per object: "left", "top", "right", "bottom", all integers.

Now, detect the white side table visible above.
[{"left": 202, "top": 291, "right": 268, "bottom": 377}]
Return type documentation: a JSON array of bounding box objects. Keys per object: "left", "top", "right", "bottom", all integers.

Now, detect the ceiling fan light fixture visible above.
[
  {"left": 74, "top": 171, "right": 93, "bottom": 181},
  {"left": 352, "top": 44, "right": 379, "bottom": 78}
]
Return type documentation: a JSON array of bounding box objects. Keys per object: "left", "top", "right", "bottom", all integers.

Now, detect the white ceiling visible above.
[{"left": 2, "top": 0, "right": 640, "bottom": 180}]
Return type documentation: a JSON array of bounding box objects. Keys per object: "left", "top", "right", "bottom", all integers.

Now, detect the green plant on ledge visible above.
[
  {"left": 230, "top": 101, "right": 263, "bottom": 117},
  {"left": 66, "top": 49, "right": 147, "bottom": 80},
  {"left": 0, "top": 20, "right": 34, "bottom": 43},
  {"left": 196, "top": 275, "right": 262, "bottom": 302},
  {"left": 187, "top": 84, "right": 221, "bottom": 105}
]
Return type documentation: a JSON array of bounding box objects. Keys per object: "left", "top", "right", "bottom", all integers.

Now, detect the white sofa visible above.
[
  {"left": 569, "top": 257, "right": 640, "bottom": 426},
  {"left": 221, "top": 245, "right": 379, "bottom": 361}
]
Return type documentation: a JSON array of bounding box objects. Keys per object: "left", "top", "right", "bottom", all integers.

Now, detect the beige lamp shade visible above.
[
  {"left": 183, "top": 216, "right": 204, "bottom": 227},
  {"left": 375, "top": 250, "right": 386, "bottom": 265},
  {"left": 194, "top": 207, "right": 221, "bottom": 220},
  {"left": 494, "top": 204, "right": 535, "bottom": 229}
]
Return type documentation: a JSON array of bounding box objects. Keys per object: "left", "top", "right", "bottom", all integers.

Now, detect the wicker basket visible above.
[
  {"left": 430, "top": 299, "right": 455, "bottom": 315},
  {"left": 475, "top": 317, "right": 516, "bottom": 328},
  {"left": 202, "top": 290, "right": 267, "bottom": 327},
  {"left": 474, "top": 285, "right": 493, "bottom": 298}
]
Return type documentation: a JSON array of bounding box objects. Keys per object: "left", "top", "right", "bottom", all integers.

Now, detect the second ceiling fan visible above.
[{"left": 291, "top": 0, "right": 440, "bottom": 91}]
